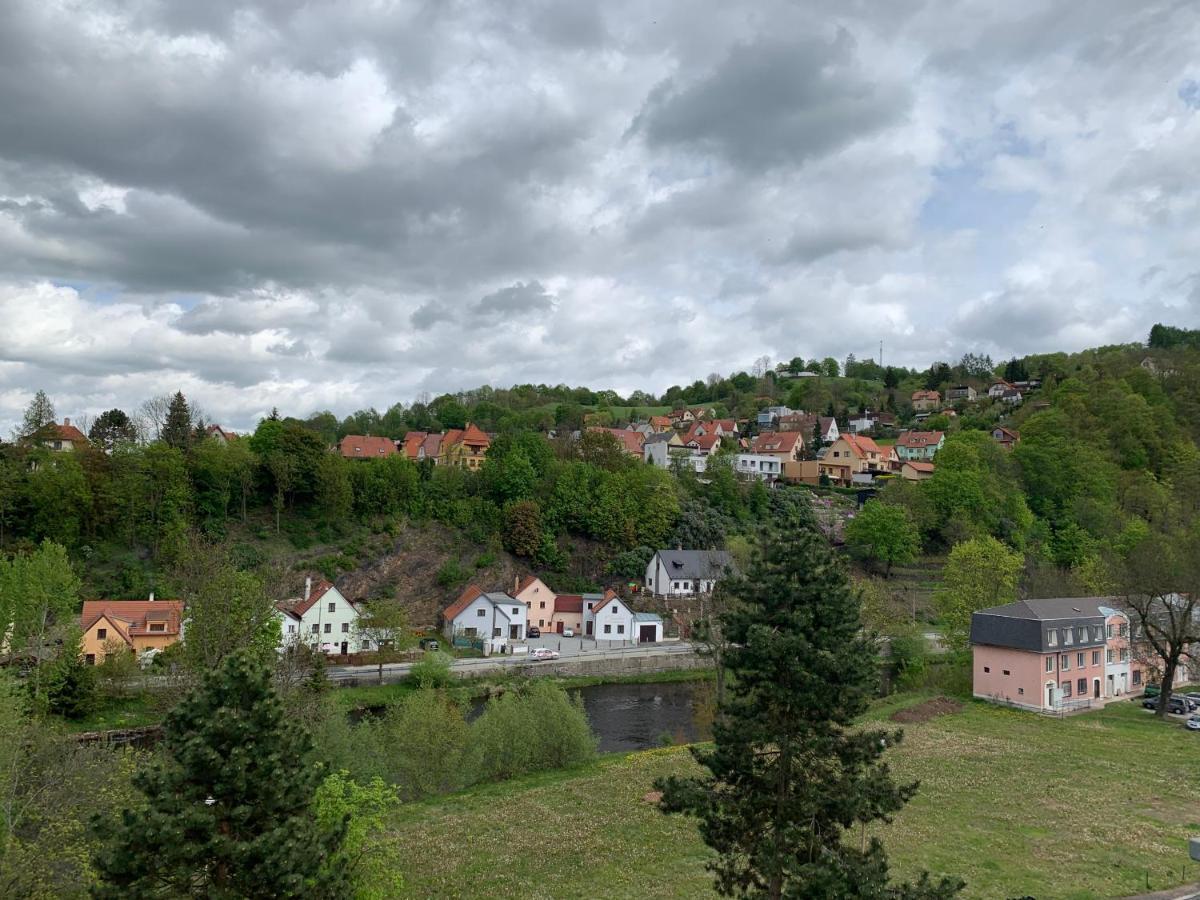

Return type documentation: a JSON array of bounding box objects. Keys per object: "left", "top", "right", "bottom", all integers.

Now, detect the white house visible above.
[
  {"left": 734, "top": 453, "right": 782, "bottom": 481},
  {"left": 645, "top": 549, "right": 734, "bottom": 597},
  {"left": 584, "top": 590, "right": 638, "bottom": 641},
  {"left": 276, "top": 578, "right": 363, "bottom": 655},
  {"left": 443, "top": 585, "right": 528, "bottom": 653},
  {"left": 633, "top": 612, "right": 664, "bottom": 643}
]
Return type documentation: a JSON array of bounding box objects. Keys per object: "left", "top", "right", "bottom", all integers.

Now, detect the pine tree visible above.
[
  {"left": 656, "top": 516, "right": 963, "bottom": 899},
  {"left": 89, "top": 408, "right": 138, "bottom": 452},
  {"left": 92, "top": 650, "right": 349, "bottom": 898},
  {"left": 20, "top": 390, "right": 56, "bottom": 438},
  {"left": 160, "top": 391, "right": 193, "bottom": 450}
]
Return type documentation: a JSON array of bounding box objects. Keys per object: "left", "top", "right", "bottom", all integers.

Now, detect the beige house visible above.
[
  {"left": 900, "top": 461, "right": 935, "bottom": 481},
  {"left": 819, "top": 435, "right": 885, "bottom": 484},
  {"left": 910, "top": 390, "right": 940, "bottom": 412}
]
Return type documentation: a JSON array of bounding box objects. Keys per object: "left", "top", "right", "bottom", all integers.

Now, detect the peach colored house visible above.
[
  {"left": 818, "top": 434, "right": 884, "bottom": 484},
  {"left": 515, "top": 575, "right": 557, "bottom": 632},
  {"left": 81, "top": 598, "right": 184, "bottom": 665},
  {"left": 440, "top": 424, "right": 491, "bottom": 469},
  {"left": 971, "top": 597, "right": 1147, "bottom": 711}
]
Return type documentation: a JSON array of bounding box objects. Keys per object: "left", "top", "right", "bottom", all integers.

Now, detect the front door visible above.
[
  {"left": 1107, "top": 674, "right": 1114, "bottom": 697},
  {"left": 639, "top": 625, "right": 656, "bottom": 643},
  {"left": 586, "top": 621, "right": 593, "bottom": 636},
  {"left": 340, "top": 641, "right": 348, "bottom": 655},
  {"left": 1093, "top": 679, "right": 1100, "bottom": 699},
  {"left": 556, "top": 621, "right": 564, "bottom": 634}
]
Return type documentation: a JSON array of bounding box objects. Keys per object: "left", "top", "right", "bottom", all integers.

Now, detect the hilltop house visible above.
[
  {"left": 645, "top": 549, "right": 734, "bottom": 597},
  {"left": 648, "top": 415, "right": 673, "bottom": 433},
  {"left": 80, "top": 597, "right": 184, "bottom": 665},
  {"left": 818, "top": 434, "right": 885, "bottom": 485},
  {"left": 401, "top": 431, "right": 444, "bottom": 462},
  {"left": 440, "top": 424, "right": 491, "bottom": 469},
  {"left": 643, "top": 431, "right": 686, "bottom": 468},
  {"left": 587, "top": 426, "right": 646, "bottom": 458},
  {"left": 734, "top": 453, "right": 783, "bottom": 481},
  {"left": 945, "top": 385, "right": 977, "bottom": 402},
  {"left": 756, "top": 406, "right": 794, "bottom": 428},
  {"left": 749, "top": 430, "right": 804, "bottom": 462},
  {"left": 205, "top": 424, "right": 237, "bottom": 443},
  {"left": 339, "top": 435, "right": 397, "bottom": 460},
  {"left": 276, "top": 578, "right": 363, "bottom": 655},
  {"left": 683, "top": 433, "right": 723, "bottom": 457},
  {"left": 971, "top": 597, "right": 1150, "bottom": 710},
  {"left": 780, "top": 414, "right": 839, "bottom": 444},
  {"left": 911, "top": 390, "right": 941, "bottom": 412},
  {"left": 991, "top": 426, "right": 1020, "bottom": 450},
  {"left": 36, "top": 419, "right": 88, "bottom": 452},
  {"left": 895, "top": 431, "right": 945, "bottom": 461},
  {"left": 443, "top": 585, "right": 527, "bottom": 652}
]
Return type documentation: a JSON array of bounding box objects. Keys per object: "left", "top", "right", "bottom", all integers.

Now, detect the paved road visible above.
[{"left": 326, "top": 640, "right": 697, "bottom": 684}]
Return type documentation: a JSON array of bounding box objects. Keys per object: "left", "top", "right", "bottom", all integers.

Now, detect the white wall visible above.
[
  {"left": 595, "top": 597, "right": 634, "bottom": 641},
  {"left": 283, "top": 586, "right": 362, "bottom": 655}
]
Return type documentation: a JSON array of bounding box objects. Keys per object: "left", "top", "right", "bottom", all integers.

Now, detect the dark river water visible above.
[{"left": 574, "top": 681, "right": 712, "bottom": 752}]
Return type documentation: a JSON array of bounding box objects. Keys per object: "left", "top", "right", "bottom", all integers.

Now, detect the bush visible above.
[
  {"left": 474, "top": 551, "right": 496, "bottom": 570},
  {"left": 377, "top": 691, "right": 475, "bottom": 800},
  {"left": 408, "top": 651, "right": 454, "bottom": 689},
  {"left": 469, "top": 680, "right": 596, "bottom": 782},
  {"left": 435, "top": 559, "right": 466, "bottom": 588},
  {"left": 313, "top": 772, "right": 404, "bottom": 899}
]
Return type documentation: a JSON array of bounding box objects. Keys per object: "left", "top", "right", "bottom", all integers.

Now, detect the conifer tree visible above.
[
  {"left": 656, "top": 516, "right": 962, "bottom": 899},
  {"left": 160, "top": 391, "right": 193, "bottom": 450},
  {"left": 92, "top": 650, "right": 349, "bottom": 898},
  {"left": 20, "top": 389, "right": 56, "bottom": 438}
]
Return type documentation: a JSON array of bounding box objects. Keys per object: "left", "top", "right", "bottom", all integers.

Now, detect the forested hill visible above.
[{"left": 2, "top": 330, "right": 1200, "bottom": 621}]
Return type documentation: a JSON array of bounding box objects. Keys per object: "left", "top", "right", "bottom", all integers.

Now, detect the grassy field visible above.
[{"left": 381, "top": 695, "right": 1200, "bottom": 899}]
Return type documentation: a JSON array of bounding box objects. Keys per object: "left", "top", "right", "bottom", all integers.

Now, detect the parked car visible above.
[
  {"left": 1142, "top": 683, "right": 1160, "bottom": 698},
  {"left": 530, "top": 648, "right": 559, "bottom": 661},
  {"left": 418, "top": 638, "right": 439, "bottom": 651},
  {"left": 527, "top": 626, "right": 541, "bottom": 638},
  {"left": 1187, "top": 715, "right": 1200, "bottom": 732},
  {"left": 1183, "top": 692, "right": 1200, "bottom": 706},
  {"left": 563, "top": 628, "right": 575, "bottom": 637},
  {"left": 1143, "top": 696, "right": 1191, "bottom": 715}
]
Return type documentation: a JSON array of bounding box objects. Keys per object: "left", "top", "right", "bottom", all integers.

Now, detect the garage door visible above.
[{"left": 638, "top": 624, "right": 656, "bottom": 643}]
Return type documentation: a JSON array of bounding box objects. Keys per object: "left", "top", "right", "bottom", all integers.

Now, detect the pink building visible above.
[{"left": 971, "top": 598, "right": 1143, "bottom": 711}]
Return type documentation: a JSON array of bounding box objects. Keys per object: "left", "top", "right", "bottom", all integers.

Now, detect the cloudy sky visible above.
[{"left": 1, "top": 0, "right": 1198, "bottom": 432}]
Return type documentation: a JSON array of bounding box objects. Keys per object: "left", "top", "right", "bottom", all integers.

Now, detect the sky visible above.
[{"left": 1, "top": 0, "right": 1199, "bottom": 433}]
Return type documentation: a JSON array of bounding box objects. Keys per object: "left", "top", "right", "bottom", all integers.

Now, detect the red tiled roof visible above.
[
  {"left": 686, "top": 433, "right": 721, "bottom": 451},
  {"left": 401, "top": 431, "right": 427, "bottom": 459},
  {"left": 275, "top": 580, "right": 336, "bottom": 619},
  {"left": 750, "top": 431, "right": 802, "bottom": 455},
  {"left": 339, "top": 435, "right": 397, "bottom": 459},
  {"left": 442, "top": 584, "right": 484, "bottom": 624},
  {"left": 904, "top": 461, "right": 935, "bottom": 473},
  {"left": 80, "top": 599, "right": 184, "bottom": 642},
  {"left": 841, "top": 434, "right": 881, "bottom": 458},
  {"left": 896, "top": 431, "right": 944, "bottom": 449},
  {"left": 48, "top": 420, "right": 88, "bottom": 443},
  {"left": 911, "top": 390, "right": 940, "bottom": 401},
  {"left": 649, "top": 415, "right": 672, "bottom": 427},
  {"left": 992, "top": 426, "right": 1020, "bottom": 441},
  {"left": 206, "top": 424, "right": 235, "bottom": 442},
  {"left": 445, "top": 423, "right": 490, "bottom": 450},
  {"left": 515, "top": 575, "right": 538, "bottom": 596},
  {"left": 554, "top": 594, "right": 584, "bottom": 614}
]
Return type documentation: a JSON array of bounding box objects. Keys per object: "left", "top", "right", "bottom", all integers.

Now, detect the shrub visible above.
[
  {"left": 435, "top": 559, "right": 466, "bottom": 588},
  {"left": 469, "top": 681, "right": 596, "bottom": 782},
  {"left": 378, "top": 691, "right": 474, "bottom": 800},
  {"left": 408, "top": 651, "right": 454, "bottom": 690}
]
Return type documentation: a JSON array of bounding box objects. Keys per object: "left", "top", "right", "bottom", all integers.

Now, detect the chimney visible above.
[
  {"left": 148, "top": 591, "right": 155, "bottom": 602},
  {"left": 514, "top": 575, "right": 519, "bottom": 594},
  {"left": 304, "top": 577, "right": 312, "bottom": 601},
  {"left": 63, "top": 417, "right": 70, "bottom": 427}
]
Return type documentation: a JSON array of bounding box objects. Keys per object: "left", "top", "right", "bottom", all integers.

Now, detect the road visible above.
[{"left": 326, "top": 640, "right": 698, "bottom": 684}]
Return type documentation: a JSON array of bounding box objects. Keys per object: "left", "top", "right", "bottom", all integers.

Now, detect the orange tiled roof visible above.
[
  {"left": 842, "top": 434, "right": 881, "bottom": 458},
  {"left": 339, "top": 435, "right": 397, "bottom": 458},
  {"left": 80, "top": 599, "right": 184, "bottom": 643},
  {"left": 274, "top": 581, "right": 336, "bottom": 619},
  {"left": 554, "top": 594, "right": 584, "bottom": 614},
  {"left": 750, "top": 431, "right": 802, "bottom": 454},
  {"left": 896, "top": 431, "right": 944, "bottom": 449},
  {"left": 443, "top": 584, "right": 484, "bottom": 624}
]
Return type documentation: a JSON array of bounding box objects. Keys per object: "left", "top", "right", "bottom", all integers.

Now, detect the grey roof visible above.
[
  {"left": 644, "top": 432, "right": 677, "bottom": 445},
  {"left": 582, "top": 593, "right": 605, "bottom": 601},
  {"left": 633, "top": 612, "right": 662, "bottom": 623},
  {"left": 971, "top": 596, "right": 1119, "bottom": 652},
  {"left": 654, "top": 549, "right": 734, "bottom": 579}
]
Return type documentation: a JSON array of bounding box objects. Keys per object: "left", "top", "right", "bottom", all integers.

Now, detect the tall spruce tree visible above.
[
  {"left": 656, "top": 516, "right": 963, "bottom": 899},
  {"left": 92, "top": 650, "right": 349, "bottom": 898},
  {"left": 20, "top": 389, "right": 56, "bottom": 438},
  {"left": 160, "top": 391, "right": 193, "bottom": 450}
]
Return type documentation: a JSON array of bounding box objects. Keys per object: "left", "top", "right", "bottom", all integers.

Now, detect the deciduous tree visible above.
[
  {"left": 844, "top": 500, "right": 920, "bottom": 576},
  {"left": 933, "top": 536, "right": 1023, "bottom": 652}
]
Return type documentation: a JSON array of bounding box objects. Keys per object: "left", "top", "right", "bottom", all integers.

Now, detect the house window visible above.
[
  {"left": 328, "top": 602, "right": 336, "bottom": 613},
  {"left": 1077, "top": 653, "right": 1085, "bottom": 668},
  {"left": 362, "top": 641, "right": 370, "bottom": 650},
  {"left": 97, "top": 628, "right": 107, "bottom": 640},
  {"left": 1046, "top": 630, "right": 1057, "bottom": 647},
  {"left": 1045, "top": 657, "right": 1054, "bottom": 672},
  {"left": 538, "top": 619, "right": 544, "bottom": 627},
  {"left": 1132, "top": 670, "right": 1142, "bottom": 685},
  {"left": 1118, "top": 623, "right": 1128, "bottom": 637},
  {"left": 587, "top": 603, "right": 593, "bottom": 610},
  {"left": 322, "top": 623, "right": 331, "bottom": 633},
  {"left": 611, "top": 605, "right": 618, "bottom": 614},
  {"left": 85, "top": 654, "right": 95, "bottom": 665},
  {"left": 477, "top": 608, "right": 486, "bottom": 617},
  {"left": 604, "top": 624, "right": 611, "bottom": 634},
  {"left": 341, "top": 623, "right": 349, "bottom": 633},
  {"left": 984, "top": 666, "right": 991, "bottom": 673},
  {"left": 1061, "top": 655, "right": 1070, "bottom": 671},
  {"left": 1092, "top": 651, "right": 1100, "bottom": 666},
  {"left": 512, "top": 608, "right": 519, "bottom": 615},
  {"left": 492, "top": 627, "right": 501, "bottom": 637},
  {"left": 1106, "top": 624, "right": 1113, "bottom": 638},
  {"left": 1002, "top": 669, "right": 1010, "bottom": 676},
  {"left": 288, "top": 624, "right": 296, "bottom": 634},
  {"left": 539, "top": 601, "right": 546, "bottom": 609},
  {"left": 1018, "top": 688, "right": 1024, "bottom": 695},
  {"left": 312, "top": 624, "right": 320, "bottom": 633},
  {"left": 1120, "top": 648, "right": 1129, "bottom": 662},
  {"left": 1077, "top": 678, "right": 1087, "bottom": 694},
  {"left": 1062, "top": 629, "right": 1072, "bottom": 646},
  {"left": 618, "top": 625, "right": 625, "bottom": 634},
  {"left": 1062, "top": 681, "right": 1072, "bottom": 698},
  {"left": 1106, "top": 649, "right": 1113, "bottom": 664},
  {"left": 1076, "top": 628, "right": 1086, "bottom": 643}
]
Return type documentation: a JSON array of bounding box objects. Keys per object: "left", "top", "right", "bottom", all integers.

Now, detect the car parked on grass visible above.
[
  {"left": 1187, "top": 715, "right": 1200, "bottom": 732},
  {"left": 1143, "top": 696, "right": 1192, "bottom": 715},
  {"left": 530, "top": 648, "right": 559, "bottom": 661},
  {"left": 527, "top": 626, "right": 541, "bottom": 638}
]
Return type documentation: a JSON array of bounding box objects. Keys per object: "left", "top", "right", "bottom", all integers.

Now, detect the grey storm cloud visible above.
[{"left": 0, "top": 0, "right": 1197, "bottom": 432}]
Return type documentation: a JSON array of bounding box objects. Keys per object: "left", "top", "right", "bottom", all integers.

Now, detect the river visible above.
[{"left": 573, "top": 680, "right": 712, "bottom": 752}]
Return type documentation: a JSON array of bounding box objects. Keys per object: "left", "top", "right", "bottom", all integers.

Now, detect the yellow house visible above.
[
  {"left": 439, "top": 423, "right": 491, "bottom": 469},
  {"left": 80, "top": 598, "right": 184, "bottom": 665},
  {"left": 819, "top": 435, "right": 884, "bottom": 484}
]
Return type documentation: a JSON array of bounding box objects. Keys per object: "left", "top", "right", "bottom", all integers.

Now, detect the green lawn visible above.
[{"left": 381, "top": 696, "right": 1200, "bottom": 899}]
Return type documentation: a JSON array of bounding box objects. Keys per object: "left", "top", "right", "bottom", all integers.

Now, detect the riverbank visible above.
[{"left": 379, "top": 694, "right": 1200, "bottom": 899}]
